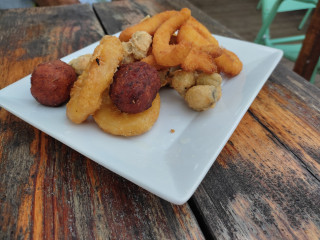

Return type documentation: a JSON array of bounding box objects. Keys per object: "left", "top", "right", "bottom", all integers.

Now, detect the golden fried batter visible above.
[
  {"left": 196, "top": 72, "right": 222, "bottom": 87},
  {"left": 130, "top": 31, "right": 152, "bottom": 60},
  {"left": 177, "top": 17, "right": 219, "bottom": 47},
  {"left": 69, "top": 54, "right": 92, "bottom": 75},
  {"left": 119, "top": 10, "right": 177, "bottom": 42},
  {"left": 152, "top": 8, "right": 192, "bottom": 66},
  {"left": 184, "top": 85, "right": 221, "bottom": 111},
  {"left": 214, "top": 48, "right": 243, "bottom": 77},
  {"left": 170, "top": 70, "right": 195, "bottom": 96},
  {"left": 94, "top": 92, "right": 161, "bottom": 137},
  {"left": 66, "top": 35, "right": 124, "bottom": 124},
  {"left": 122, "top": 31, "right": 152, "bottom": 64},
  {"left": 177, "top": 17, "right": 222, "bottom": 73}
]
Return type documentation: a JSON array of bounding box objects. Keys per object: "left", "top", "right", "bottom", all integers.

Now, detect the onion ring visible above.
[
  {"left": 178, "top": 17, "right": 219, "bottom": 46},
  {"left": 94, "top": 92, "right": 160, "bottom": 137},
  {"left": 66, "top": 35, "right": 124, "bottom": 124}
]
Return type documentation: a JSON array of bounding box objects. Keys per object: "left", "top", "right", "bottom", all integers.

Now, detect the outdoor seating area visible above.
[
  {"left": 0, "top": 1, "right": 319, "bottom": 239},
  {"left": 1, "top": 0, "right": 319, "bottom": 86},
  {"left": 189, "top": 0, "right": 320, "bottom": 86}
]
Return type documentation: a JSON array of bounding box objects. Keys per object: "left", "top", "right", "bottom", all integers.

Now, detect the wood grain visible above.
[
  {"left": 35, "top": 0, "right": 80, "bottom": 6},
  {"left": 0, "top": 5, "right": 103, "bottom": 89},
  {"left": 1, "top": 0, "right": 320, "bottom": 239},
  {"left": 0, "top": 3, "right": 205, "bottom": 239},
  {"left": 191, "top": 62, "right": 320, "bottom": 239},
  {"left": 93, "top": 0, "right": 237, "bottom": 37}
]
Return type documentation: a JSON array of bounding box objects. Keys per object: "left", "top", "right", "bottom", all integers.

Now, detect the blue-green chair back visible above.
[{"left": 255, "top": 0, "right": 319, "bottom": 83}]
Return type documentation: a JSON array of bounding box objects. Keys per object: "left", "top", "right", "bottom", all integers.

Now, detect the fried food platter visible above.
[{"left": 0, "top": 32, "right": 282, "bottom": 204}]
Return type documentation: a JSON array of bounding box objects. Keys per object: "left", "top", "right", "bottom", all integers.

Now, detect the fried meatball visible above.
[
  {"left": 31, "top": 60, "right": 77, "bottom": 107},
  {"left": 110, "top": 62, "right": 161, "bottom": 114}
]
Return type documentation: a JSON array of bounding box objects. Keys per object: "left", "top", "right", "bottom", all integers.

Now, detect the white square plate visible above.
[{"left": 0, "top": 34, "right": 282, "bottom": 204}]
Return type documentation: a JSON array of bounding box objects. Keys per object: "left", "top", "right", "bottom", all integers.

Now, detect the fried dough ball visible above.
[
  {"left": 196, "top": 72, "right": 222, "bottom": 87},
  {"left": 109, "top": 62, "right": 161, "bottom": 114},
  {"left": 69, "top": 54, "right": 92, "bottom": 75},
  {"left": 31, "top": 60, "right": 77, "bottom": 107},
  {"left": 94, "top": 92, "right": 160, "bottom": 137},
  {"left": 170, "top": 70, "right": 195, "bottom": 96},
  {"left": 184, "top": 85, "right": 221, "bottom": 111}
]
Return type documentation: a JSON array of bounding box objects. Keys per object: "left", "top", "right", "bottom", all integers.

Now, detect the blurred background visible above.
[{"left": 1, "top": 0, "right": 319, "bottom": 87}]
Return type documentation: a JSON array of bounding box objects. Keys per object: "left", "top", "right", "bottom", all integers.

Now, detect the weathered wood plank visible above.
[
  {"left": 191, "top": 63, "right": 320, "bottom": 239},
  {"left": 192, "top": 109, "right": 320, "bottom": 239},
  {"left": 0, "top": 5, "right": 104, "bottom": 88},
  {"left": 93, "top": 0, "right": 237, "bottom": 37},
  {"left": 0, "top": 4, "right": 102, "bottom": 239},
  {"left": 0, "top": 4, "right": 205, "bottom": 239},
  {"left": 252, "top": 65, "right": 320, "bottom": 178},
  {"left": 93, "top": 0, "right": 172, "bottom": 35},
  {"left": 35, "top": 0, "right": 80, "bottom": 6}
]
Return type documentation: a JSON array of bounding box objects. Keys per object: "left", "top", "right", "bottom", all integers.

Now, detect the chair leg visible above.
[
  {"left": 254, "top": 0, "right": 284, "bottom": 44},
  {"left": 298, "top": 8, "right": 313, "bottom": 30},
  {"left": 257, "top": 0, "right": 262, "bottom": 10},
  {"left": 310, "top": 57, "right": 320, "bottom": 84}
]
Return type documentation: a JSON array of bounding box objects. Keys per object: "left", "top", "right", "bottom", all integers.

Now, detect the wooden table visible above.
[{"left": 0, "top": 0, "right": 319, "bottom": 239}]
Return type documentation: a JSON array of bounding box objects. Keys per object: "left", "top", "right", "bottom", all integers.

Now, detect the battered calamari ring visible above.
[
  {"left": 177, "top": 16, "right": 222, "bottom": 73},
  {"left": 178, "top": 17, "right": 219, "bottom": 46},
  {"left": 152, "top": 8, "right": 192, "bottom": 66},
  {"left": 141, "top": 54, "right": 166, "bottom": 70},
  {"left": 66, "top": 35, "right": 124, "bottom": 124},
  {"left": 181, "top": 47, "right": 218, "bottom": 73},
  {"left": 119, "top": 10, "right": 177, "bottom": 42},
  {"left": 177, "top": 17, "right": 219, "bottom": 47},
  {"left": 214, "top": 48, "right": 243, "bottom": 77},
  {"left": 93, "top": 92, "right": 161, "bottom": 137}
]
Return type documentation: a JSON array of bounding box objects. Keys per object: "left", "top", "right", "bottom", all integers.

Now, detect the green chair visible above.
[
  {"left": 310, "top": 57, "right": 320, "bottom": 84},
  {"left": 255, "top": 0, "right": 319, "bottom": 83}
]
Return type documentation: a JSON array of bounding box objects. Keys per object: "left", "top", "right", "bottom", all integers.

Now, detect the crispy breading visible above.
[
  {"left": 152, "top": 8, "right": 192, "bottom": 66},
  {"left": 214, "top": 48, "right": 243, "bottom": 76},
  {"left": 119, "top": 10, "right": 177, "bottom": 42},
  {"left": 66, "top": 35, "right": 124, "bottom": 124},
  {"left": 94, "top": 92, "right": 160, "bottom": 137},
  {"left": 69, "top": 54, "right": 92, "bottom": 75}
]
